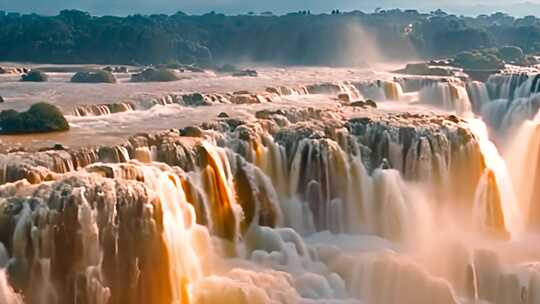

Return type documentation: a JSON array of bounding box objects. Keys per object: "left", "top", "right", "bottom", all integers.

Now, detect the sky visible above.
[{"left": 1, "top": 0, "right": 540, "bottom": 17}]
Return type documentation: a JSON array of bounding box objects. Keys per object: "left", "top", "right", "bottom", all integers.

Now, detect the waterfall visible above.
[
  {"left": 353, "top": 80, "right": 403, "bottom": 101},
  {"left": 4, "top": 99, "right": 540, "bottom": 304},
  {"left": 505, "top": 110, "right": 540, "bottom": 230},
  {"left": 138, "top": 165, "right": 204, "bottom": 303},
  {"left": 466, "top": 81, "right": 491, "bottom": 113},
  {"left": 73, "top": 102, "right": 135, "bottom": 117},
  {"left": 419, "top": 82, "right": 472, "bottom": 113},
  {"left": 481, "top": 73, "right": 540, "bottom": 128},
  {"left": 467, "top": 119, "right": 521, "bottom": 236}
]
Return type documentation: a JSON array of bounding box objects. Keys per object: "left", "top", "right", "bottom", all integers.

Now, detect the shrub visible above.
[
  {"left": 21, "top": 70, "right": 48, "bottom": 82},
  {"left": 0, "top": 102, "right": 69, "bottom": 134},
  {"left": 131, "top": 68, "right": 179, "bottom": 82},
  {"left": 454, "top": 51, "right": 505, "bottom": 70},
  {"left": 71, "top": 70, "right": 116, "bottom": 83},
  {"left": 498, "top": 46, "right": 525, "bottom": 62}
]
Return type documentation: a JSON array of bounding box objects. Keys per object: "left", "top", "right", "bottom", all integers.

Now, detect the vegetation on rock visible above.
[
  {"left": 71, "top": 70, "right": 116, "bottom": 83},
  {"left": 21, "top": 70, "right": 48, "bottom": 82},
  {"left": 453, "top": 46, "right": 538, "bottom": 70},
  {"left": 131, "top": 68, "right": 179, "bottom": 82},
  {"left": 0, "top": 102, "right": 69, "bottom": 134}
]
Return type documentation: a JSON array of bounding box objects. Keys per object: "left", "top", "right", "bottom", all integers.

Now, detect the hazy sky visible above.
[{"left": 1, "top": 0, "right": 540, "bottom": 17}]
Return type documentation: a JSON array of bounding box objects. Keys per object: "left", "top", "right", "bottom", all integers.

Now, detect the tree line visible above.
[{"left": 0, "top": 9, "right": 539, "bottom": 66}]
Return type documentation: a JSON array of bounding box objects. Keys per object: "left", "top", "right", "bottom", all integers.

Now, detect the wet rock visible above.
[
  {"left": 447, "top": 114, "right": 460, "bottom": 124},
  {"left": 266, "top": 87, "right": 280, "bottom": 94},
  {"left": 225, "top": 119, "right": 246, "bottom": 129},
  {"left": 180, "top": 126, "right": 204, "bottom": 137},
  {"left": 349, "top": 100, "right": 376, "bottom": 109},
  {"left": 37, "top": 144, "right": 68, "bottom": 152},
  {"left": 234, "top": 90, "right": 251, "bottom": 95},
  {"left": 365, "top": 99, "right": 377, "bottom": 108},
  {"left": 54, "top": 144, "right": 67, "bottom": 150},
  {"left": 306, "top": 83, "right": 342, "bottom": 95},
  {"left": 255, "top": 110, "right": 273, "bottom": 120},
  {"left": 230, "top": 94, "right": 261, "bottom": 104},
  {"left": 182, "top": 93, "right": 211, "bottom": 106},
  {"left": 337, "top": 93, "right": 350, "bottom": 102},
  {"left": 350, "top": 101, "right": 367, "bottom": 108}
]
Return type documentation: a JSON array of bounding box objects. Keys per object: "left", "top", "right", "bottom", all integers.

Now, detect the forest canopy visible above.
[{"left": 0, "top": 9, "right": 539, "bottom": 66}]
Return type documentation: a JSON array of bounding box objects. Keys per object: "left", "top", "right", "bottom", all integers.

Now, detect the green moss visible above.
[{"left": 0, "top": 102, "right": 69, "bottom": 134}]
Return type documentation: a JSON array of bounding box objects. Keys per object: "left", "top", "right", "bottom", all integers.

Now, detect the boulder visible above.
[
  {"left": 180, "top": 126, "right": 203, "bottom": 137},
  {"left": 131, "top": 68, "right": 179, "bottom": 82},
  {"left": 337, "top": 93, "right": 350, "bottom": 102},
  {"left": 21, "top": 70, "right": 48, "bottom": 82},
  {"left": 183, "top": 93, "right": 211, "bottom": 106},
  {"left": 0, "top": 102, "right": 69, "bottom": 134},
  {"left": 365, "top": 99, "right": 377, "bottom": 108},
  {"left": 350, "top": 101, "right": 367, "bottom": 108},
  {"left": 350, "top": 99, "right": 377, "bottom": 108},
  {"left": 0, "top": 96, "right": 4, "bottom": 103},
  {"left": 218, "top": 112, "right": 230, "bottom": 118},
  {"left": 71, "top": 70, "right": 116, "bottom": 83}
]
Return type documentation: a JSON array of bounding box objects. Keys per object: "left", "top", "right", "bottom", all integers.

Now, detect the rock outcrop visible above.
[{"left": 71, "top": 70, "right": 116, "bottom": 83}]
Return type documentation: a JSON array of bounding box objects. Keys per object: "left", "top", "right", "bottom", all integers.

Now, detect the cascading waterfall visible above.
[
  {"left": 138, "top": 165, "right": 204, "bottom": 304},
  {"left": 480, "top": 73, "right": 540, "bottom": 130},
  {"left": 73, "top": 102, "right": 135, "bottom": 117},
  {"left": 466, "top": 81, "right": 491, "bottom": 113},
  {"left": 467, "top": 119, "right": 521, "bottom": 237},
  {"left": 353, "top": 80, "right": 403, "bottom": 101},
  {"left": 505, "top": 110, "right": 540, "bottom": 230},
  {"left": 3, "top": 75, "right": 540, "bottom": 304},
  {"left": 419, "top": 82, "right": 472, "bottom": 113}
]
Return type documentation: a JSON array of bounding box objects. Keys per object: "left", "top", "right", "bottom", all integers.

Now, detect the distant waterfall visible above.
[{"left": 419, "top": 82, "right": 472, "bottom": 113}]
